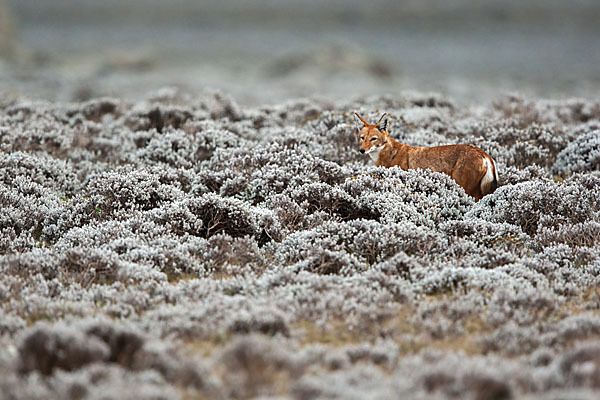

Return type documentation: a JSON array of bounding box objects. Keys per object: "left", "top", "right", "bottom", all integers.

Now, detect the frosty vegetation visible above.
[{"left": 0, "top": 90, "right": 599, "bottom": 399}]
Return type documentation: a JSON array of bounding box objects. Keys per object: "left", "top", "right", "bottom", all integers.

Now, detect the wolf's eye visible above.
[
  {"left": 370, "top": 137, "right": 377, "bottom": 141},
  {"left": 360, "top": 136, "right": 364, "bottom": 140}
]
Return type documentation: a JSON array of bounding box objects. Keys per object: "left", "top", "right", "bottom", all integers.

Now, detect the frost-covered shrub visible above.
[
  {"left": 104, "top": 164, "right": 195, "bottom": 194},
  {"left": 481, "top": 314, "right": 600, "bottom": 357},
  {"left": 216, "top": 335, "right": 303, "bottom": 399},
  {"left": 550, "top": 315, "right": 600, "bottom": 347},
  {"left": 441, "top": 218, "right": 527, "bottom": 250},
  {"left": 57, "top": 365, "right": 181, "bottom": 400},
  {"left": 227, "top": 306, "right": 290, "bottom": 337},
  {"left": 522, "top": 245, "right": 600, "bottom": 294},
  {"left": 438, "top": 241, "right": 524, "bottom": 271},
  {"left": 187, "top": 125, "right": 244, "bottom": 162},
  {"left": 499, "top": 164, "right": 549, "bottom": 185},
  {"left": 84, "top": 167, "right": 185, "bottom": 214},
  {"left": 0, "top": 312, "right": 27, "bottom": 336},
  {"left": 480, "top": 322, "right": 541, "bottom": 356},
  {"left": 289, "top": 248, "right": 366, "bottom": 275},
  {"left": 341, "top": 167, "right": 473, "bottom": 227},
  {"left": 0, "top": 177, "right": 62, "bottom": 251},
  {"left": 124, "top": 104, "right": 193, "bottom": 133},
  {"left": 40, "top": 194, "right": 116, "bottom": 242},
  {"left": 553, "top": 130, "right": 600, "bottom": 175},
  {"left": 206, "top": 234, "right": 262, "bottom": 269},
  {"left": 373, "top": 251, "right": 421, "bottom": 281},
  {"left": 205, "top": 91, "right": 243, "bottom": 121},
  {"left": 536, "top": 221, "right": 600, "bottom": 248},
  {"left": 2, "top": 363, "right": 181, "bottom": 400},
  {"left": 132, "top": 129, "right": 198, "bottom": 168},
  {"left": 204, "top": 143, "right": 348, "bottom": 203},
  {"left": 343, "top": 341, "right": 399, "bottom": 368},
  {"left": 84, "top": 322, "right": 145, "bottom": 367},
  {"left": 485, "top": 286, "right": 560, "bottom": 327},
  {"left": 468, "top": 179, "right": 600, "bottom": 236},
  {"left": 271, "top": 219, "right": 443, "bottom": 267},
  {"left": 351, "top": 92, "right": 454, "bottom": 113},
  {"left": 421, "top": 368, "right": 513, "bottom": 400},
  {"left": 567, "top": 171, "right": 600, "bottom": 191},
  {"left": 48, "top": 219, "right": 209, "bottom": 278},
  {"left": 19, "top": 323, "right": 110, "bottom": 375},
  {"left": 282, "top": 182, "right": 380, "bottom": 222},
  {"left": 18, "top": 320, "right": 149, "bottom": 376},
  {"left": 153, "top": 193, "right": 280, "bottom": 243},
  {"left": 265, "top": 193, "right": 319, "bottom": 234},
  {"left": 536, "top": 99, "right": 600, "bottom": 124},
  {"left": 466, "top": 119, "right": 567, "bottom": 168},
  {"left": 556, "top": 342, "right": 600, "bottom": 388},
  {"left": 1, "top": 248, "right": 60, "bottom": 280},
  {"left": 1, "top": 104, "right": 79, "bottom": 159},
  {"left": 493, "top": 95, "right": 600, "bottom": 125},
  {"left": 267, "top": 108, "right": 366, "bottom": 164},
  {"left": 130, "top": 342, "right": 212, "bottom": 391},
  {"left": 0, "top": 151, "right": 80, "bottom": 195},
  {"left": 80, "top": 97, "right": 122, "bottom": 122},
  {"left": 57, "top": 247, "right": 123, "bottom": 286}
]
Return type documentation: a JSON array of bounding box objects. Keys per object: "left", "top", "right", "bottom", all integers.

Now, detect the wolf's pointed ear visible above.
[
  {"left": 377, "top": 114, "right": 388, "bottom": 132},
  {"left": 354, "top": 112, "right": 369, "bottom": 126}
]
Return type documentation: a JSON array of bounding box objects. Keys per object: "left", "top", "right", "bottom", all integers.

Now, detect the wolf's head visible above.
[{"left": 355, "top": 113, "right": 389, "bottom": 160}]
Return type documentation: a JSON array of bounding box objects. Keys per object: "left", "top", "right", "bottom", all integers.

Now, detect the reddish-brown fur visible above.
[{"left": 356, "top": 113, "right": 498, "bottom": 201}]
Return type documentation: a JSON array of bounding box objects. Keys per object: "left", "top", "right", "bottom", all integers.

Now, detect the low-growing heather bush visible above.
[
  {"left": 270, "top": 219, "right": 443, "bottom": 269},
  {"left": 553, "top": 129, "right": 600, "bottom": 175},
  {"left": 84, "top": 167, "right": 186, "bottom": 213},
  {"left": 467, "top": 177, "right": 600, "bottom": 236},
  {"left": 341, "top": 167, "right": 474, "bottom": 227},
  {"left": 153, "top": 193, "right": 281, "bottom": 243},
  {"left": 204, "top": 142, "right": 348, "bottom": 204},
  {"left": 498, "top": 164, "right": 549, "bottom": 185},
  {"left": 0, "top": 151, "right": 80, "bottom": 195}
]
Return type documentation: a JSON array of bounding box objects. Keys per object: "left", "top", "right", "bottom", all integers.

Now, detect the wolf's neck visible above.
[{"left": 376, "top": 141, "right": 408, "bottom": 167}]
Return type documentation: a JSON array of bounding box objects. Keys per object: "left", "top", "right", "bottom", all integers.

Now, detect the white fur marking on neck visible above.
[{"left": 366, "top": 145, "right": 385, "bottom": 162}]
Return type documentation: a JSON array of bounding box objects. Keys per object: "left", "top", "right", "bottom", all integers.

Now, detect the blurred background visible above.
[{"left": 0, "top": 0, "right": 599, "bottom": 105}]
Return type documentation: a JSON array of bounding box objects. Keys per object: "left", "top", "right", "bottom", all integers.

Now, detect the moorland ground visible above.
[{"left": 1, "top": 90, "right": 600, "bottom": 399}]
